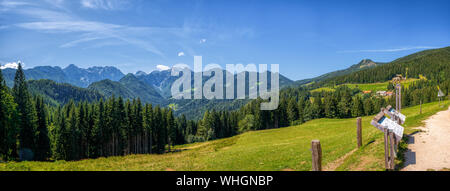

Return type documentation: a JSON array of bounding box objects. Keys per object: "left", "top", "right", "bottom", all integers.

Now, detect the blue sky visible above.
[{"left": 0, "top": 0, "right": 449, "bottom": 80}]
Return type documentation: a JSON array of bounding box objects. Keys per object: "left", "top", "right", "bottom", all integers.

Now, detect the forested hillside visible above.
[
  {"left": 318, "top": 46, "right": 450, "bottom": 86},
  {"left": 88, "top": 75, "right": 165, "bottom": 105},
  {"left": 0, "top": 65, "right": 185, "bottom": 161},
  {"left": 28, "top": 79, "right": 104, "bottom": 105},
  {"left": 295, "top": 59, "right": 387, "bottom": 86},
  {"left": 1, "top": 47, "right": 449, "bottom": 163}
]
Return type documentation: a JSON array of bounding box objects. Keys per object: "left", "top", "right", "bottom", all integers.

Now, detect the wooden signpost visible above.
[
  {"left": 438, "top": 88, "right": 445, "bottom": 107},
  {"left": 370, "top": 109, "right": 405, "bottom": 170},
  {"left": 365, "top": 76, "right": 407, "bottom": 170},
  {"left": 311, "top": 140, "right": 322, "bottom": 171},
  {"left": 383, "top": 105, "right": 406, "bottom": 125}
]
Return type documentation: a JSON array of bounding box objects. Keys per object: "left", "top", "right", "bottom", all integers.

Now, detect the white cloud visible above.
[
  {"left": 337, "top": 46, "right": 438, "bottom": 53},
  {"left": 0, "top": 1, "right": 33, "bottom": 8},
  {"left": 45, "top": 0, "right": 64, "bottom": 6},
  {"left": 16, "top": 20, "right": 165, "bottom": 56},
  {"left": 156, "top": 65, "right": 170, "bottom": 71},
  {"left": 0, "top": 0, "right": 33, "bottom": 11},
  {"left": 80, "top": 0, "right": 128, "bottom": 10},
  {"left": 177, "top": 52, "right": 185, "bottom": 57},
  {"left": 0, "top": 61, "right": 21, "bottom": 69},
  {"left": 3, "top": 1, "right": 201, "bottom": 58}
]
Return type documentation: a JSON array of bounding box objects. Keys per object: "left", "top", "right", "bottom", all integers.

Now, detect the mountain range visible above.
[
  {"left": 3, "top": 49, "right": 436, "bottom": 118},
  {"left": 1, "top": 64, "right": 124, "bottom": 88},
  {"left": 0, "top": 58, "right": 386, "bottom": 117}
]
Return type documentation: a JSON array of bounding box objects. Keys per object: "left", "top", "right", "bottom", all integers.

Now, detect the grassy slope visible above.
[
  {"left": 336, "top": 100, "right": 450, "bottom": 171},
  {"left": 344, "top": 78, "right": 419, "bottom": 92},
  {"left": 1, "top": 100, "right": 448, "bottom": 171},
  {"left": 311, "top": 78, "right": 419, "bottom": 93}
]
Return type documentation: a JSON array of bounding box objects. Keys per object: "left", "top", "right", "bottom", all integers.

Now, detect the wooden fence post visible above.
[
  {"left": 383, "top": 128, "right": 390, "bottom": 170},
  {"left": 388, "top": 130, "right": 396, "bottom": 170},
  {"left": 311, "top": 140, "right": 322, "bottom": 171},
  {"left": 420, "top": 100, "right": 422, "bottom": 114},
  {"left": 399, "top": 85, "right": 402, "bottom": 112},
  {"left": 357, "top": 117, "right": 362, "bottom": 148}
]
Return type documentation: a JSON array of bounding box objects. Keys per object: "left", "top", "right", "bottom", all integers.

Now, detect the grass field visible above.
[
  {"left": 1, "top": 100, "right": 448, "bottom": 171},
  {"left": 311, "top": 78, "right": 420, "bottom": 93},
  {"left": 344, "top": 78, "right": 419, "bottom": 92}
]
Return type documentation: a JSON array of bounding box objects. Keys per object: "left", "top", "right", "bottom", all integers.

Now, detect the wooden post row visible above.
[
  {"left": 311, "top": 140, "right": 322, "bottom": 171},
  {"left": 357, "top": 117, "right": 362, "bottom": 148}
]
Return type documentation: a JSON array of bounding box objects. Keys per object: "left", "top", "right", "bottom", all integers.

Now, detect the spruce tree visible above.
[
  {"left": 12, "top": 63, "right": 38, "bottom": 157},
  {"left": 323, "top": 95, "right": 337, "bottom": 118},
  {"left": 0, "top": 70, "right": 19, "bottom": 160},
  {"left": 35, "top": 96, "right": 50, "bottom": 161},
  {"left": 166, "top": 109, "right": 176, "bottom": 150},
  {"left": 351, "top": 96, "right": 364, "bottom": 117},
  {"left": 287, "top": 98, "right": 299, "bottom": 123}
]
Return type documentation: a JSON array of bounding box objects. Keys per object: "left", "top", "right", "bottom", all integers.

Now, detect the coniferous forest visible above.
[{"left": 1, "top": 51, "right": 449, "bottom": 162}]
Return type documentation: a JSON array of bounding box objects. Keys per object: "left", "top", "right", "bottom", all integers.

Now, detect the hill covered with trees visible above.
[
  {"left": 1, "top": 47, "right": 449, "bottom": 163},
  {"left": 28, "top": 79, "right": 104, "bottom": 105}
]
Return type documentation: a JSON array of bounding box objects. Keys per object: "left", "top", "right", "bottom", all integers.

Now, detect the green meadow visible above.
[
  {"left": 1, "top": 100, "right": 448, "bottom": 171},
  {"left": 311, "top": 78, "right": 420, "bottom": 93}
]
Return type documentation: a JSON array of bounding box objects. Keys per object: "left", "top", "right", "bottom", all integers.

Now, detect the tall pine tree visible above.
[
  {"left": 12, "top": 63, "right": 38, "bottom": 159},
  {"left": 35, "top": 96, "right": 50, "bottom": 161}
]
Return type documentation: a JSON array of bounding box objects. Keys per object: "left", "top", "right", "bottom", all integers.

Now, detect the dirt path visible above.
[
  {"left": 402, "top": 106, "right": 450, "bottom": 171},
  {"left": 323, "top": 149, "right": 357, "bottom": 171}
]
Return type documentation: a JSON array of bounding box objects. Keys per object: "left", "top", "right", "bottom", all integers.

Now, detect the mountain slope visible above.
[
  {"left": 137, "top": 69, "right": 295, "bottom": 99},
  {"left": 119, "top": 74, "right": 165, "bottom": 104},
  {"left": 295, "top": 59, "right": 387, "bottom": 86},
  {"left": 88, "top": 79, "right": 136, "bottom": 100},
  {"left": 28, "top": 79, "right": 104, "bottom": 105},
  {"left": 136, "top": 69, "right": 178, "bottom": 98},
  {"left": 321, "top": 46, "right": 450, "bottom": 85},
  {"left": 158, "top": 69, "right": 294, "bottom": 118},
  {"left": 88, "top": 74, "right": 165, "bottom": 105}
]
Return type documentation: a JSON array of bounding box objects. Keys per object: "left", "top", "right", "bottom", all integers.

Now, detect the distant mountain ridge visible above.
[
  {"left": 1, "top": 64, "right": 125, "bottom": 88},
  {"left": 63, "top": 64, "right": 125, "bottom": 87}
]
